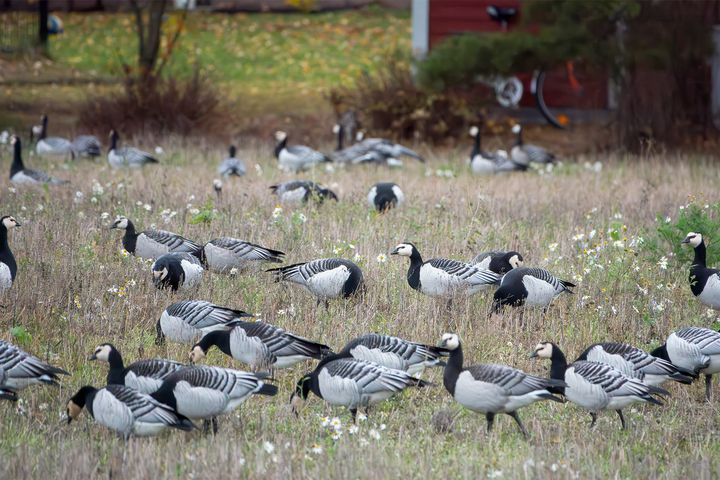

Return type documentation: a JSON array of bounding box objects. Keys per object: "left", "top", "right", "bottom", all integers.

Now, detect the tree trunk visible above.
[{"left": 130, "top": 0, "right": 168, "bottom": 78}]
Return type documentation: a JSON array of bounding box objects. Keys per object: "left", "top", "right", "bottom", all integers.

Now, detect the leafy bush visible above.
[{"left": 645, "top": 202, "right": 720, "bottom": 265}]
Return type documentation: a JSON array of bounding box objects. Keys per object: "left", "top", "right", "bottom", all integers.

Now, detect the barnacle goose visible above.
[
  {"left": 510, "top": 124, "right": 555, "bottom": 166},
  {"left": 66, "top": 384, "right": 194, "bottom": 438},
  {"left": 440, "top": 333, "right": 564, "bottom": 438},
  {"left": 651, "top": 327, "right": 720, "bottom": 401},
  {"left": 152, "top": 252, "right": 204, "bottom": 292},
  {"left": 157, "top": 300, "right": 254, "bottom": 345},
  {"left": 267, "top": 258, "right": 364, "bottom": 306},
  {"left": 351, "top": 131, "right": 424, "bottom": 167},
  {"left": 274, "top": 131, "right": 330, "bottom": 172},
  {"left": 681, "top": 232, "right": 720, "bottom": 309},
  {"left": 0, "top": 339, "right": 69, "bottom": 395},
  {"left": 108, "top": 130, "right": 159, "bottom": 168},
  {"left": 9, "top": 135, "right": 68, "bottom": 185},
  {"left": 71, "top": 134, "right": 102, "bottom": 158},
  {"left": 469, "top": 125, "right": 526, "bottom": 174},
  {"left": 329, "top": 124, "right": 368, "bottom": 164},
  {"left": 290, "top": 354, "right": 428, "bottom": 422},
  {"left": 531, "top": 342, "right": 668, "bottom": 429},
  {"left": 367, "top": 182, "right": 404, "bottom": 212},
  {"left": 89, "top": 343, "right": 185, "bottom": 394},
  {"left": 269, "top": 180, "right": 338, "bottom": 204},
  {"left": 390, "top": 242, "right": 501, "bottom": 298},
  {"left": 31, "top": 115, "right": 74, "bottom": 158},
  {"left": 190, "top": 320, "right": 332, "bottom": 371},
  {"left": 0, "top": 389, "right": 17, "bottom": 401},
  {"left": 337, "top": 333, "right": 449, "bottom": 376},
  {"left": 110, "top": 216, "right": 203, "bottom": 260},
  {"left": 470, "top": 250, "right": 523, "bottom": 275},
  {"left": 217, "top": 145, "right": 246, "bottom": 177},
  {"left": 203, "top": 237, "right": 285, "bottom": 273},
  {"left": 493, "top": 267, "right": 574, "bottom": 309},
  {"left": 0, "top": 216, "right": 20, "bottom": 292}
]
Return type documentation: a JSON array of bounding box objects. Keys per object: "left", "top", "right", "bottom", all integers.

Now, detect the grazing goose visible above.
[
  {"left": 89, "top": 343, "right": 185, "bottom": 394},
  {"left": 203, "top": 237, "right": 284, "bottom": 273},
  {"left": 329, "top": 124, "right": 369, "bottom": 164},
  {"left": 107, "top": 130, "right": 159, "bottom": 168},
  {"left": 651, "top": 327, "right": 720, "bottom": 401},
  {"left": 337, "top": 333, "right": 449, "bottom": 376},
  {"left": 0, "top": 339, "right": 69, "bottom": 395},
  {"left": 269, "top": 180, "right": 338, "bottom": 204},
  {"left": 367, "top": 182, "right": 404, "bottom": 212},
  {"left": 510, "top": 124, "right": 555, "bottom": 166},
  {"left": 681, "top": 232, "right": 720, "bottom": 309},
  {"left": 351, "top": 131, "right": 424, "bottom": 167},
  {"left": 493, "top": 267, "right": 574, "bottom": 310},
  {"left": 290, "top": 354, "right": 428, "bottom": 422},
  {"left": 390, "top": 243, "right": 501, "bottom": 298},
  {"left": 190, "top": 320, "right": 332, "bottom": 371},
  {"left": 217, "top": 145, "right": 246, "bottom": 177},
  {"left": 0, "top": 216, "right": 20, "bottom": 292},
  {"left": 0, "top": 389, "right": 17, "bottom": 401},
  {"left": 577, "top": 342, "right": 694, "bottom": 387},
  {"left": 110, "top": 216, "right": 203, "bottom": 261},
  {"left": 470, "top": 250, "right": 523, "bottom": 275},
  {"left": 157, "top": 300, "right": 253, "bottom": 345},
  {"left": 274, "top": 131, "right": 330, "bottom": 172},
  {"left": 9, "top": 135, "right": 68, "bottom": 185},
  {"left": 31, "top": 115, "right": 74, "bottom": 158},
  {"left": 152, "top": 252, "right": 204, "bottom": 292},
  {"left": 531, "top": 342, "right": 668, "bottom": 429},
  {"left": 66, "top": 384, "right": 194, "bottom": 438},
  {"left": 71, "top": 134, "right": 102, "bottom": 158},
  {"left": 266, "top": 258, "right": 364, "bottom": 306}
]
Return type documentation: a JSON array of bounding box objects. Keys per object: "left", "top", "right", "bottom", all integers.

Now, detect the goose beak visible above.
[
  {"left": 87, "top": 354, "right": 97, "bottom": 361},
  {"left": 390, "top": 247, "right": 400, "bottom": 255},
  {"left": 14, "top": 221, "right": 21, "bottom": 227},
  {"left": 529, "top": 351, "right": 538, "bottom": 359},
  {"left": 681, "top": 236, "right": 691, "bottom": 244}
]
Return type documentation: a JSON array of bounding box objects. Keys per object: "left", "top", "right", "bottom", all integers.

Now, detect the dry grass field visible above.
[{"left": 1, "top": 140, "right": 719, "bottom": 479}]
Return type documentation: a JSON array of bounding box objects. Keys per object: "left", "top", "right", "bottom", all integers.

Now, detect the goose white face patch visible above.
[
  {"left": 275, "top": 131, "right": 287, "bottom": 142},
  {"left": 113, "top": 217, "right": 129, "bottom": 229},
  {"left": 392, "top": 244, "right": 414, "bottom": 257},
  {"left": 440, "top": 333, "right": 460, "bottom": 350},
  {"left": 92, "top": 344, "right": 112, "bottom": 363},
  {"left": 509, "top": 254, "right": 522, "bottom": 269},
  {"left": 533, "top": 342, "right": 553, "bottom": 359},
  {"left": 2, "top": 217, "right": 18, "bottom": 229},
  {"left": 469, "top": 125, "right": 479, "bottom": 137},
  {"left": 512, "top": 124, "right": 522, "bottom": 134},
  {"left": 684, "top": 232, "right": 703, "bottom": 248}
]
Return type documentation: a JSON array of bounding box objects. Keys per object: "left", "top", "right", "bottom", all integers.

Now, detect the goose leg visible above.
[
  {"left": 706, "top": 374, "right": 713, "bottom": 402},
  {"left": 616, "top": 410, "right": 626, "bottom": 430},
  {"left": 589, "top": 412, "right": 598, "bottom": 428},
  {"left": 211, "top": 417, "right": 219, "bottom": 434},
  {"left": 445, "top": 298, "right": 453, "bottom": 311},
  {"left": 350, "top": 408, "right": 358, "bottom": 424},
  {"left": 202, "top": 419, "right": 211, "bottom": 433},
  {"left": 507, "top": 411, "right": 529, "bottom": 439},
  {"left": 485, "top": 412, "right": 495, "bottom": 433}
]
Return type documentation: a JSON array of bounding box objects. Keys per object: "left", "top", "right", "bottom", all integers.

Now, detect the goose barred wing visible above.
[
  {"left": 268, "top": 258, "right": 343, "bottom": 283},
  {"left": 519, "top": 268, "right": 574, "bottom": 291},
  {"left": 330, "top": 143, "right": 372, "bottom": 163},
  {"left": 118, "top": 147, "right": 158, "bottom": 166},
  {"left": 23, "top": 168, "right": 67, "bottom": 185},
  {"left": 572, "top": 361, "right": 654, "bottom": 398},
  {"left": 208, "top": 238, "right": 284, "bottom": 262},
  {"left": 286, "top": 145, "right": 327, "bottom": 163},
  {"left": 677, "top": 327, "right": 720, "bottom": 355},
  {"left": 127, "top": 359, "right": 185, "bottom": 380},
  {"left": 166, "top": 301, "right": 251, "bottom": 330},
  {"left": 466, "top": 364, "right": 561, "bottom": 395},
  {"left": 428, "top": 258, "right": 500, "bottom": 285},
  {"left": 0, "top": 340, "right": 68, "bottom": 384},
  {"left": 237, "top": 321, "right": 324, "bottom": 357},
  {"left": 144, "top": 230, "right": 203, "bottom": 255},
  {"left": 105, "top": 385, "right": 182, "bottom": 425},
  {"left": 324, "top": 358, "right": 418, "bottom": 394},
  {"left": 173, "top": 366, "right": 261, "bottom": 395},
  {"left": 72, "top": 135, "right": 101, "bottom": 156},
  {"left": 524, "top": 145, "right": 554, "bottom": 163},
  {"left": 594, "top": 343, "right": 677, "bottom": 376}
]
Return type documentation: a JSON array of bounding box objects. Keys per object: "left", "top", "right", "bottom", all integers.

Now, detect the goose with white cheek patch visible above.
[
  {"left": 31, "top": 114, "right": 73, "bottom": 158},
  {"left": 66, "top": 384, "right": 194, "bottom": 439},
  {"left": 390, "top": 242, "right": 501, "bottom": 298},
  {"left": 217, "top": 145, "right": 246, "bottom": 177},
  {"left": 510, "top": 123, "right": 555, "bottom": 166},
  {"left": 493, "top": 267, "right": 574, "bottom": 310},
  {"left": 9, "top": 135, "right": 68, "bottom": 185},
  {"left": 152, "top": 252, "right": 204, "bottom": 292},
  {"left": 0, "top": 216, "right": 20, "bottom": 292},
  {"left": 274, "top": 131, "right": 330, "bottom": 172},
  {"left": 651, "top": 326, "right": 720, "bottom": 401},
  {"left": 440, "top": 333, "right": 564, "bottom": 438},
  {"left": 203, "top": 237, "right": 284, "bottom": 273},
  {"left": 156, "top": 300, "right": 254, "bottom": 345},
  {"left": 468, "top": 125, "right": 502, "bottom": 174},
  {"left": 269, "top": 180, "right": 338, "bottom": 204},
  {"left": 470, "top": 250, "right": 523, "bottom": 275},
  {"left": 0, "top": 339, "right": 69, "bottom": 397},
  {"left": 290, "top": 354, "right": 429, "bottom": 422},
  {"left": 329, "top": 124, "right": 369, "bottom": 164},
  {"left": 681, "top": 232, "right": 720, "bottom": 309},
  {"left": 190, "top": 320, "right": 332, "bottom": 372},
  {"left": 367, "top": 182, "right": 404, "bottom": 212},
  {"left": 107, "top": 130, "right": 159, "bottom": 168},
  {"left": 89, "top": 343, "right": 185, "bottom": 394},
  {"left": 110, "top": 216, "right": 203, "bottom": 261},
  {"left": 531, "top": 342, "right": 668, "bottom": 429}
]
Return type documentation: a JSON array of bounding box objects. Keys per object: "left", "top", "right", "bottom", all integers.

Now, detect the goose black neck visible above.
[
  {"left": 0, "top": 223, "right": 8, "bottom": 251},
  {"left": 11, "top": 139, "right": 24, "bottom": 175},
  {"left": 443, "top": 344, "right": 463, "bottom": 396},
  {"left": 198, "top": 330, "right": 232, "bottom": 357},
  {"left": 515, "top": 129, "right": 523, "bottom": 146},
  {"left": 106, "top": 349, "right": 126, "bottom": 385},
  {"left": 229, "top": 145, "right": 236, "bottom": 157},
  {"left": 650, "top": 343, "right": 669, "bottom": 362},
  {"left": 109, "top": 132, "right": 118, "bottom": 152},
  {"left": 549, "top": 344, "right": 568, "bottom": 383},
  {"left": 274, "top": 137, "right": 287, "bottom": 159},
  {"left": 470, "top": 130, "right": 481, "bottom": 159},
  {"left": 406, "top": 249, "right": 423, "bottom": 289},
  {"left": 692, "top": 242, "right": 707, "bottom": 268},
  {"left": 122, "top": 221, "right": 138, "bottom": 254},
  {"left": 39, "top": 116, "right": 48, "bottom": 140}
]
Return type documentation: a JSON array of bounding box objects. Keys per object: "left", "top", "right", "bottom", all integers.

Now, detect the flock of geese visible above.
[{"left": 1, "top": 115, "right": 719, "bottom": 441}]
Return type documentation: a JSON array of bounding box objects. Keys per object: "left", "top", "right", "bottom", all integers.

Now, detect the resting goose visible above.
[
  {"left": 203, "top": 237, "right": 284, "bottom": 273},
  {"left": 329, "top": 124, "right": 369, "bottom": 164},
  {"left": 269, "top": 180, "right": 338, "bottom": 204},
  {"left": 470, "top": 250, "right": 523, "bottom": 275},
  {"left": 190, "top": 320, "right": 332, "bottom": 371},
  {"left": 267, "top": 258, "right": 364, "bottom": 306},
  {"left": 351, "top": 131, "right": 424, "bottom": 167},
  {"left": 0, "top": 216, "right": 20, "bottom": 292},
  {"left": 367, "top": 182, "right": 404, "bottom": 212},
  {"left": 66, "top": 384, "right": 194, "bottom": 438},
  {"left": 9, "top": 135, "right": 68, "bottom": 185},
  {"left": 110, "top": 216, "right": 203, "bottom": 261},
  {"left": 274, "top": 131, "right": 330, "bottom": 172},
  {"left": 71, "top": 134, "right": 102, "bottom": 158},
  {"left": 510, "top": 124, "right": 555, "bottom": 166},
  {"left": 217, "top": 145, "right": 246, "bottom": 177},
  {"left": 531, "top": 342, "right": 668, "bottom": 429},
  {"left": 89, "top": 343, "right": 185, "bottom": 394},
  {"left": 468, "top": 125, "right": 499, "bottom": 174},
  {"left": 157, "top": 300, "right": 253, "bottom": 345},
  {"left": 338, "top": 333, "right": 449, "bottom": 376},
  {"left": 0, "top": 339, "right": 69, "bottom": 396},
  {"left": 151, "top": 252, "right": 204, "bottom": 292},
  {"left": 32, "top": 115, "right": 74, "bottom": 158},
  {"left": 493, "top": 267, "right": 574, "bottom": 309},
  {"left": 681, "top": 232, "right": 720, "bottom": 309},
  {"left": 651, "top": 327, "right": 720, "bottom": 401},
  {"left": 107, "top": 130, "right": 159, "bottom": 168}
]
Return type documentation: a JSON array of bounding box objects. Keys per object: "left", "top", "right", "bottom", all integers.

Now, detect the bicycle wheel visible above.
[{"left": 532, "top": 70, "right": 566, "bottom": 129}]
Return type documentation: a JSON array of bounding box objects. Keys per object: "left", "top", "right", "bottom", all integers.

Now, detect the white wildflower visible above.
[
  {"left": 348, "top": 425, "right": 359, "bottom": 435},
  {"left": 272, "top": 207, "right": 283, "bottom": 219},
  {"left": 100, "top": 212, "right": 110, "bottom": 220},
  {"left": 297, "top": 213, "right": 307, "bottom": 223},
  {"left": 488, "top": 470, "right": 504, "bottom": 479},
  {"left": 310, "top": 444, "right": 323, "bottom": 454},
  {"left": 657, "top": 256, "right": 668, "bottom": 270},
  {"left": 368, "top": 429, "right": 381, "bottom": 440},
  {"left": 143, "top": 203, "right": 152, "bottom": 211},
  {"left": 588, "top": 229, "right": 597, "bottom": 239},
  {"left": 154, "top": 146, "right": 164, "bottom": 155},
  {"left": 262, "top": 441, "right": 275, "bottom": 454},
  {"left": 135, "top": 201, "right": 143, "bottom": 206},
  {"left": 229, "top": 267, "right": 238, "bottom": 276},
  {"left": 572, "top": 233, "right": 584, "bottom": 242},
  {"left": 376, "top": 253, "right": 387, "bottom": 263},
  {"left": 548, "top": 243, "right": 558, "bottom": 252},
  {"left": 189, "top": 208, "right": 200, "bottom": 215}
]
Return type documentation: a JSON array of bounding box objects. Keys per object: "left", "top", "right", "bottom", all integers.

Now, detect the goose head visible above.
[
  {"left": 530, "top": 342, "right": 554, "bottom": 359},
  {"left": 66, "top": 386, "right": 96, "bottom": 424},
  {"left": 511, "top": 124, "right": 522, "bottom": 135},
  {"left": 469, "top": 125, "right": 479, "bottom": 137},
  {"left": 681, "top": 232, "right": 703, "bottom": 248},
  {"left": 88, "top": 343, "right": 114, "bottom": 362},
  {"left": 390, "top": 242, "right": 417, "bottom": 257},
  {"left": 189, "top": 344, "right": 207, "bottom": 364},
  {"left": 274, "top": 130, "right": 288, "bottom": 142},
  {"left": 438, "top": 333, "right": 460, "bottom": 350},
  {"left": 290, "top": 374, "right": 312, "bottom": 416},
  {"left": 110, "top": 216, "right": 130, "bottom": 230},
  {"left": 1, "top": 216, "right": 21, "bottom": 230}
]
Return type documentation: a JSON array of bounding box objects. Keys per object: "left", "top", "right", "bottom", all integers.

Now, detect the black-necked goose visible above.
[
  {"left": 269, "top": 180, "right": 338, "bottom": 204},
  {"left": 390, "top": 242, "right": 501, "bottom": 298},
  {"left": 440, "top": 333, "right": 564, "bottom": 438},
  {"left": 651, "top": 327, "right": 720, "bottom": 401},
  {"left": 531, "top": 342, "right": 667, "bottom": 429},
  {"left": 0, "top": 216, "right": 20, "bottom": 292},
  {"left": 71, "top": 134, "right": 101, "bottom": 158},
  {"left": 0, "top": 339, "right": 69, "bottom": 395},
  {"left": 510, "top": 124, "right": 555, "bottom": 166},
  {"left": 470, "top": 250, "right": 523, "bottom": 275},
  {"left": 290, "top": 354, "right": 428, "bottom": 422},
  {"left": 217, "top": 145, "right": 246, "bottom": 177},
  {"left": 338, "top": 333, "right": 449, "bottom": 376},
  {"left": 493, "top": 267, "right": 574, "bottom": 309},
  {"left": 274, "top": 131, "right": 330, "bottom": 172},
  {"left": 329, "top": 124, "right": 368, "bottom": 164},
  {"left": 190, "top": 320, "right": 332, "bottom": 371},
  {"left": 157, "top": 300, "right": 254, "bottom": 345},
  {"left": 32, "top": 115, "right": 74, "bottom": 158},
  {"left": 66, "top": 384, "right": 194, "bottom": 438},
  {"left": 110, "top": 216, "right": 203, "bottom": 260},
  {"left": 203, "top": 237, "right": 284, "bottom": 273},
  {"left": 681, "top": 232, "right": 720, "bottom": 309},
  {"left": 468, "top": 125, "right": 499, "bottom": 175},
  {"left": 89, "top": 343, "right": 185, "bottom": 394},
  {"left": 367, "top": 182, "right": 404, "bottom": 212},
  {"left": 0, "top": 388, "right": 17, "bottom": 401},
  {"left": 9, "top": 135, "right": 68, "bottom": 185},
  {"left": 152, "top": 252, "right": 204, "bottom": 292},
  {"left": 267, "top": 258, "right": 364, "bottom": 306},
  {"left": 108, "top": 130, "right": 159, "bottom": 168},
  {"left": 351, "top": 131, "right": 424, "bottom": 167}
]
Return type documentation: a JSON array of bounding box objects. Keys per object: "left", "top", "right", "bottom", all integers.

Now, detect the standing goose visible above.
[
  {"left": 71, "top": 134, "right": 102, "bottom": 158},
  {"left": 0, "top": 216, "right": 20, "bottom": 292},
  {"left": 110, "top": 216, "right": 203, "bottom": 260},
  {"left": 151, "top": 252, "right": 204, "bottom": 292},
  {"left": 351, "top": 131, "right": 424, "bottom": 167},
  {"left": 274, "top": 131, "right": 330, "bottom": 172},
  {"left": 31, "top": 115, "right": 74, "bottom": 158},
  {"left": 493, "top": 267, "right": 574, "bottom": 310},
  {"left": 89, "top": 343, "right": 185, "bottom": 394},
  {"left": 468, "top": 125, "right": 501, "bottom": 175},
  {"left": 66, "top": 384, "right": 194, "bottom": 438},
  {"left": 390, "top": 243, "right": 501, "bottom": 298},
  {"left": 107, "top": 130, "right": 159, "bottom": 168},
  {"left": 651, "top": 327, "right": 720, "bottom": 401},
  {"left": 157, "top": 300, "right": 254, "bottom": 345},
  {"left": 681, "top": 232, "right": 720, "bottom": 309},
  {"left": 510, "top": 124, "right": 555, "bottom": 166},
  {"left": 217, "top": 145, "right": 246, "bottom": 177},
  {"left": 190, "top": 320, "right": 332, "bottom": 371},
  {"left": 439, "top": 333, "right": 564, "bottom": 438},
  {"left": 470, "top": 250, "right": 524, "bottom": 275},
  {"left": 0, "top": 339, "right": 69, "bottom": 396},
  {"left": 531, "top": 342, "right": 668, "bottom": 429},
  {"left": 290, "top": 354, "right": 428, "bottom": 422},
  {"left": 267, "top": 258, "right": 364, "bottom": 306},
  {"left": 367, "top": 182, "right": 404, "bottom": 212},
  {"left": 203, "top": 237, "right": 285, "bottom": 273},
  {"left": 269, "top": 180, "right": 338, "bottom": 204},
  {"left": 9, "top": 135, "right": 68, "bottom": 185}
]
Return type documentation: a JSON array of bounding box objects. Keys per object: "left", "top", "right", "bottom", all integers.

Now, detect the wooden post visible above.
[{"left": 713, "top": 25, "right": 720, "bottom": 130}]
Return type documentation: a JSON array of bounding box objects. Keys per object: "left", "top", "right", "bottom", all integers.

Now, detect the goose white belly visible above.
[
  {"left": 92, "top": 390, "right": 135, "bottom": 435},
  {"left": 522, "top": 276, "right": 558, "bottom": 306},
  {"left": 179, "top": 260, "right": 204, "bottom": 290},
  {"left": 173, "top": 383, "right": 228, "bottom": 419},
  {"left": 318, "top": 370, "right": 361, "bottom": 407},
  {"left": 222, "top": 394, "right": 254, "bottom": 414},
  {"left": 503, "top": 390, "right": 552, "bottom": 412},
  {"left": 279, "top": 187, "right": 308, "bottom": 204},
  {"left": 360, "top": 390, "right": 395, "bottom": 406},
  {"left": 2, "top": 375, "right": 50, "bottom": 390},
  {"left": 108, "top": 149, "right": 126, "bottom": 168},
  {"left": 278, "top": 151, "right": 309, "bottom": 172},
  {"left": 272, "top": 354, "right": 313, "bottom": 369},
  {"left": 0, "top": 263, "right": 12, "bottom": 290},
  {"left": 306, "top": 266, "right": 350, "bottom": 299},
  {"left": 11, "top": 171, "right": 40, "bottom": 184},
  {"left": 453, "top": 371, "right": 507, "bottom": 412},
  {"left": 698, "top": 275, "right": 720, "bottom": 309},
  {"left": 203, "top": 243, "right": 245, "bottom": 272},
  {"left": 605, "top": 395, "right": 643, "bottom": 411},
  {"left": 704, "top": 354, "right": 720, "bottom": 375},
  {"left": 37, "top": 139, "right": 72, "bottom": 156},
  {"left": 564, "top": 367, "right": 609, "bottom": 411},
  {"left": 132, "top": 422, "right": 169, "bottom": 436},
  {"left": 135, "top": 234, "right": 171, "bottom": 259},
  {"left": 159, "top": 312, "right": 204, "bottom": 343},
  {"left": 470, "top": 156, "right": 496, "bottom": 175},
  {"left": 419, "top": 266, "right": 465, "bottom": 297}
]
